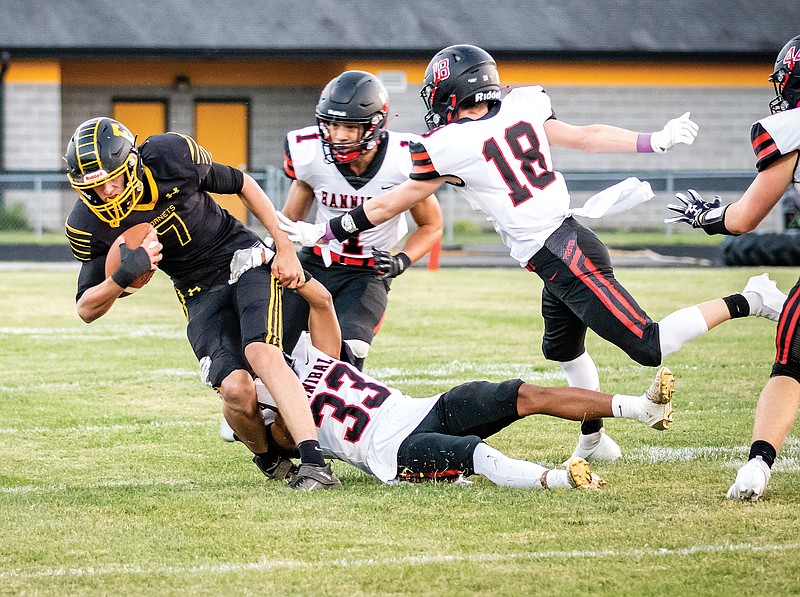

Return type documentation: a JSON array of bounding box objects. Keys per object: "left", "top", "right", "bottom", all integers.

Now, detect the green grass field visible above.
[{"left": 1, "top": 266, "right": 799, "bottom": 595}]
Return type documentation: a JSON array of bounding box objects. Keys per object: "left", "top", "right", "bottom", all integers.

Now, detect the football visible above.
[{"left": 105, "top": 222, "right": 158, "bottom": 297}]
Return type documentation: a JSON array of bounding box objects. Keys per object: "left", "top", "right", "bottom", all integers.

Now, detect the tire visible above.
[{"left": 721, "top": 232, "right": 800, "bottom": 266}]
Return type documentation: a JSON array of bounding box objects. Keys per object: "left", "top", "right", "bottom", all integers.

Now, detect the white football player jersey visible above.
[
  {"left": 751, "top": 108, "right": 800, "bottom": 190},
  {"left": 410, "top": 86, "right": 571, "bottom": 264},
  {"left": 288, "top": 333, "right": 439, "bottom": 482},
  {"left": 285, "top": 126, "right": 414, "bottom": 258}
]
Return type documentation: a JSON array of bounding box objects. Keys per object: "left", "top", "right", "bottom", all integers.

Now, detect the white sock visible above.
[
  {"left": 610, "top": 394, "right": 641, "bottom": 421},
  {"left": 472, "top": 442, "right": 549, "bottom": 488},
  {"left": 557, "top": 352, "right": 600, "bottom": 390},
  {"left": 657, "top": 305, "right": 708, "bottom": 358}
]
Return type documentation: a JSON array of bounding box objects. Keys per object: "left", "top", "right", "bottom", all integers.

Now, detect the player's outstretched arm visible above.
[
  {"left": 237, "top": 174, "right": 304, "bottom": 288},
  {"left": 293, "top": 277, "right": 342, "bottom": 359},
  {"left": 544, "top": 112, "right": 698, "bottom": 154},
  {"left": 666, "top": 153, "right": 797, "bottom": 235}
]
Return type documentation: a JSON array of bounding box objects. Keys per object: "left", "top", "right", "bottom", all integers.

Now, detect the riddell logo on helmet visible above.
[
  {"left": 83, "top": 169, "right": 109, "bottom": 183},
  {"left": 475, "top": 90, "right": 501, "bottom": 102},
  {"left": 327, "top": 109, "right": 347, "bottom": 116}
]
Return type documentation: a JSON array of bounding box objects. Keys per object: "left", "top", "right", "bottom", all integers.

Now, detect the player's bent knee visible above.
[{"left": 218, "top": 370, "right": 258, "bottom": 411}]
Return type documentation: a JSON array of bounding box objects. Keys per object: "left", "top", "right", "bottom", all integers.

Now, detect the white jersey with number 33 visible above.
[
  {"left": 410, "top": 86, "right": 571, "bottom": 264},
  {"left": 288, "top": 333, "right": 438, "bottom": 482}
]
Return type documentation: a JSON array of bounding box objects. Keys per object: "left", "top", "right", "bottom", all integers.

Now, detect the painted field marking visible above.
[{"left": 1, "top": 541, "right": 798, "bottom": 580}]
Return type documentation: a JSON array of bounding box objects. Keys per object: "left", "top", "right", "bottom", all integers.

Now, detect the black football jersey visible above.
[{"left": 65, "top": 133, "right": 260, "bottom": 298}]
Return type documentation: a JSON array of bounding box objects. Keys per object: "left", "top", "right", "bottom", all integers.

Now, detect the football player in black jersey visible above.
[
  {"left": 668, "top": 35, "right": 800, "bottom": 501},
  {"left": 64, "top": 117, "right": 340, "bottom": 490}
]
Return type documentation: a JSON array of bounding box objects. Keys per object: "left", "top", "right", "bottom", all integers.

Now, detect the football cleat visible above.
[
  {"left": 742, "top": 273, "right": 787, "bottom": 322},
  {"left": 566, "top": 456, "right": 605, "bottom": 490},
  {"left": 287, "top": 462, "right": 342, "bottom": 491},
  {"left": 567, "top": 429, "right": 622, "bottom": 463},
  {"left": 640, "top": 367, "right": 675, "bottom": 430},
  {"left": 726, "top": 456, "right": 771, "bottom": 502},
  {"left": 253, "top": 453, "right": 299, "bottom": 481}
]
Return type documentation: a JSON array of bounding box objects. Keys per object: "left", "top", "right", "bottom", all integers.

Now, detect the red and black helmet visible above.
[
  {"left": 315, "top": 71, "right": 389, "bottom": 163},
  {"left": 769, "top": 35, "right": 800, "bottom": 114},
  {"left": 420, "top": 44, "right": 501, "bottom": 130}
]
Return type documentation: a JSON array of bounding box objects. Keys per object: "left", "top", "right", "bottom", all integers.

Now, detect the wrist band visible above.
[
  {"left": 326, "top": 205, "right": 377, "bottom": 242},
  {"left": 636, "top": 133, "right": 654, "bottom": 153}
]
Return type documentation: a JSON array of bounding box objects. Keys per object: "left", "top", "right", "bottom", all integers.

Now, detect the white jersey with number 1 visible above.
[{"left": 284, "top": 127, "right": 416, "bottom": 259}]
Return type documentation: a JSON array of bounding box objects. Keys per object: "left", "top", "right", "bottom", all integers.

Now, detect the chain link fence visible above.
[{"left": 0, "top": 168, "right": 770, "bottom": 243}]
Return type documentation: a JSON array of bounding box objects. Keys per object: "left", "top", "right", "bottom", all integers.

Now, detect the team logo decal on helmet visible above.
[
  {"left": 420, "top": 44, "right": 501, "bottom": 130},
  {"left": 769, "top": 35, "right": 800, "bottom": 114},
  {"left": 315, "top": 70, "right": 390, "bottom": 164},
  {"left": 65, "top": 117, "right": 144, "bottom": 227}
]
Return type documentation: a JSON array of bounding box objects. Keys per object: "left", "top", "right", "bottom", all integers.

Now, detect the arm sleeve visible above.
[
  {"left": 198, "top": 162, "right": 245, "bottom": 194},
  {"left": 75, "top": 258, "right": 107, "bottom": 301},
  {"left": 283, "top": 137, "right": 297, "bottom": 180}
]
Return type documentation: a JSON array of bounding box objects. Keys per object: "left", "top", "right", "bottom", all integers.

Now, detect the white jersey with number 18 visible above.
[{"left": 410, "top": 86, "right": 572, "bottom": 264}]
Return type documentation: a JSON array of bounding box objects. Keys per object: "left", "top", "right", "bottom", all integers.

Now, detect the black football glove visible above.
[
  {"left": 372, "top": 248, "right": 411, "bottom": 280},
  {"left": 665, "top": 189, "right": 734, "bottom": 236},
  {"left": 111, "top": 243, "right": 152, "bottom": 288}
]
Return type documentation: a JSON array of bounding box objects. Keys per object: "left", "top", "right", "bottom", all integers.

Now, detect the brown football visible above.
[{"left": 105, "top": 222, "right": 158, "bottom": 297}]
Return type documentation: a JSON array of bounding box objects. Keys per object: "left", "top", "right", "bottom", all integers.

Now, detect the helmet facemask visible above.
[
  {"left": 317, "top": 113, "right": 385, "bottom": 164},
  {"left": 68, "top": 151, "right": 143, "bottom": 228},
  {"left": 769, "top": 68, "right": 800, "bottom": 114}
]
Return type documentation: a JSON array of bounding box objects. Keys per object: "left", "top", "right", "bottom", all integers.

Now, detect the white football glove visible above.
[
  {"left": 228, "top": 246, "right": 274, "bottom": 285},
  {"left": 276, "top": 212, "right": 327, "bottom": 247},
  {"left": 650, "top": 112, "right": 698, "bottom": 153},
  {"left": 726, "top": 456, "right": 771, "bottom": 502}
]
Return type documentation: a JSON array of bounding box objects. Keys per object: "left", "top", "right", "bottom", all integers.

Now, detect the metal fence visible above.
[{"left": 0, "top": 168, "right": 766, "bottom": 241}]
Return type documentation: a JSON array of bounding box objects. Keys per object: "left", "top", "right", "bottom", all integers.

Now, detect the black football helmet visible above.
[
  {"left": 420, "top": 44, "right": 501, "bottom": 130},
  {"left": 65, "top": 117, "right": 143, "bottom": 227},
  {"left": 315, "top": 71, "right": 389, "bottom": 163},
  {"left": 769, "top": 35, "right": 800, "bottom": 114}
]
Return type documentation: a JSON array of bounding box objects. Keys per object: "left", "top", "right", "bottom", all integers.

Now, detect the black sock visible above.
[
  {"left": 298, "top": 439, "right": 326, "bottom": 466},
  {"left": 723, "top": 293, "right": 750, "bottom": 319},
  {"left": 748, "top": 440, "right": 777, "bottom": 468},
  {"left": 581, "top": 418, "right": 603, "bottom": 435}
]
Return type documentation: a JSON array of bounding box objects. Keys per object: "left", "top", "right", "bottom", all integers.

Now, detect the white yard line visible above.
[
  {"left": 0, "top": 420, "right": 208, "bottom": 435},
  {"left": 1, "top": 541, "right": 798, "bottom": 580},
  {"left": 0, "top": 479, "right": 193, "bottom": 494}
]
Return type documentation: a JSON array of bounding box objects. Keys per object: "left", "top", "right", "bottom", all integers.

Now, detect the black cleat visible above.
[
  {"left": 287, "top": 462, "right": 342, "bottom": 491},
  {"left": 252, "top": 454, "right": 299, "bottom": 481}
]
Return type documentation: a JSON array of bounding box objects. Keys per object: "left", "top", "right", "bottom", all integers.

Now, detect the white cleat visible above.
[
  {"left": 219, "top": 417, "right": 236, "bottom": 442},
  {"left": 742, "top": 273, "right": 787, "bottom": 322},
  {"left": 567, "top": 428, "right": 622, "bottom": 463},
  {"left": 566, "top": 456, "right": 605, "bottom": 490},
  {"left": 726, "top": 456, "right": 771, "bottom": 501},
  {"left": 640, "top": 367, "right": 675, "bottom": 430}
]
